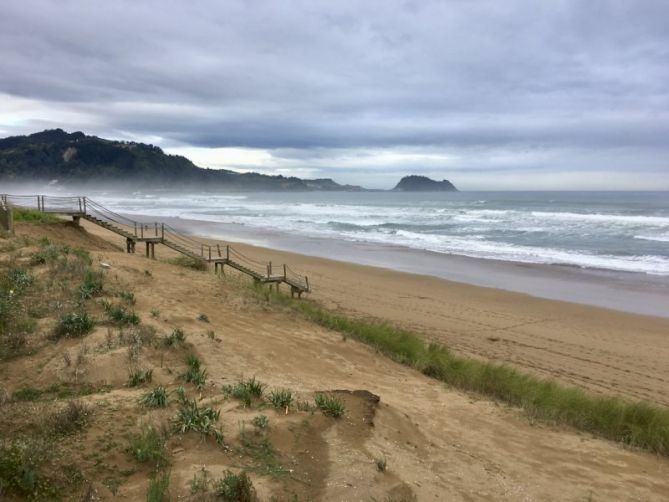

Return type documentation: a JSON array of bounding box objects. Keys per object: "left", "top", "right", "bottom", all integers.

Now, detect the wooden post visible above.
[
  {"left": 134, "top": 222, "right": 137, "bottom": 236},
  {"left": 82, "top": 197, "right": 87, "bottom": 214},
  {"left": 37, "top": 195, "right": 41, "bottom": 212},
  {"left": 267, "top": 261, "right": 272, "bottom": 278},
  {"left": 208, "top": 246, "right": 211, "bottom": 260},
  {"left": 217, "top": 244, "right": 221, "bottom": 257},
  {"left": 161, "top": 223, "right": 164, "bottom": 240},
  {"left": 146, "top": 242, "right": 150, "bottom": 257},
  {"left": 305, "top": 277, "right": 309, "bottom": 292},
  {"left": 226, "top": 245, "right": 230, "bottom": 260},
  {"left": 78, "top": 198, "right": 82, "bottom": 213},
  {"left": 283, "top": 264, "right": 287, "bottom": 279},
  {"left": 141, "top": 225, "right": 144, "bottom": 239},
  {"left": 154, "top": 222, "right": 158, "bottom": 236}
]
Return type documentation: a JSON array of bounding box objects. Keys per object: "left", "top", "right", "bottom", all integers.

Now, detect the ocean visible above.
[{"left": 89, "top": 190, "right": 669, "bottom": 277}]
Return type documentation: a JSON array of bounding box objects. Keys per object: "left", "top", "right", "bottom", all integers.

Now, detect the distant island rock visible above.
[
  {"left": 0, "top": 129, "right": 363, "bottom": 192},
  {"left": 392, "top": 175, "right": 458, "bottom": 192}
]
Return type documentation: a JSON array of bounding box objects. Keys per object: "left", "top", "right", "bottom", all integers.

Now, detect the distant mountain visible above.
[
  {"left": 0, "top": 129, "right": 362, "bottom": 191},
  {"left": 392, "top": 175, "right": 458, "bottom": 192}
]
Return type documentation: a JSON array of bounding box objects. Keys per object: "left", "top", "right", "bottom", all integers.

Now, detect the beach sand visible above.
[
  {"left": 4, "top": 220, "right": 668, "bottom": 500},
  {"left": 86, "top": 218, "right": 669, "bottom": 407}
]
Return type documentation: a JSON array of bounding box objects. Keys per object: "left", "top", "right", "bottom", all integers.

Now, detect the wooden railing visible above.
[{"left": 2, "top": 194, "right": 310, "bottom": 294}]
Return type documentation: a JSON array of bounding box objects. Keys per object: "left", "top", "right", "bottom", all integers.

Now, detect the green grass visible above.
[
  {"left": 252, "top": 415, "right": 269, "bottom": 429},
  {"left": 314, "top": 394, "right": 346, "bottom": 418},
  {"left": 128, "top": 369, "right": 153, "bottom": 387},
  {"left": 12, "top": 207, "right": 61, "bottom": 224},
  {"left": 268, "top": 389, "right": 293, "bottom": 410},
  {"left": 249, "top": 286, "right": 669, "bottom": 456},
  {"left": 11, "top": 387, "right": 43, "bottom": 401},
  {"left": 139, "top": 386, "right": 169, "bottom": 408},
  {"left": 163, "top": 327, "right": 186, "bottom": 347},
  {"left": 103, "top": 302, "right": 140, "bottom": 326},
  {"left": 127, "top": 425, "right": 169, "bottom": 469},
  {"left": 173, "top": 393, "right": 224, "bottom": 444},
  {"left": 214, "top": 471, "right": 256, "bottom": 501},
  {"left": 78, "top": 269, "right": 104, "bottom": 299},
  {"left": 53, "top": 312, "right": 95, "bottom": 339},
  {"left": 0, "top": 438, "right": 57, "bottom": 499},
  {"left": 181, "top": 354, "right": 206, "bottom": 390},
  {"left": 117, "top": 290, "right": 136, "bottom": 305},
  {"left": 223, "top": 377, "right": 265, "bottom": 408},
  {"left": 146, "top": 470, "right": 170, "bottom": 502},
  {"left": 167, "top": 256, "right": 208, "bottom": 271},
  {"left": 45, "top": 400, "right": 91, "bottom": 435}
]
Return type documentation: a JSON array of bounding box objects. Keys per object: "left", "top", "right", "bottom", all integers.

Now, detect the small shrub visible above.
[
  {"left": 46, "top": 400, "right": 91, "bottom": 435},
  {"left": 146, "top": 470, "right": 170, "bottom": 502},
  {"left": 214, "top": 471, "right": 256, "bottom": 502},
  {"left": 128, "top": 369, "right": 153, "bottom": 387},
  {"left": 269, "top": 389, "right": 293, "bottom": 410},
  {"left": 206, "top": 330, "right": 215, "bottom": 340},
  {"left": 139, "top": 386, "right": 169, "bottom": 408},
  {"left": 375, "top": 455, "right": 387, "bottom": 472},
  {"left": 181, "top": 355, "right": 206, "bottom": 390},
  {"left": 222, "top": 377, "right": 265, "bottom": 407},
  {"left": 0, "top": 438, "right": 56, "bottom": 499},
  {"left": 150, "top": 308, "right": 160, "bottom": 318},
  {"left": 190, "top": 467, "right": 210, "bottom": 494},
  {"left": 197, "top": 313, "right": 209, "bottom": 323},
  {"left": 315, "top": 394, "right": 345, "bottom": 418},
  {"left": 252, "top": 415, "right": 269, "bottom": 429},
  {"left": 127, "top": 425, "right": 169, "bottom": 468},
  {"left": 53, "top": 312, "right": 95, "bottom": 339}
]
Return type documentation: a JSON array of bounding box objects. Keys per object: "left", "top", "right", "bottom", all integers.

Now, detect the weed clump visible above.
[
  {"left": 53, "top": 312, "right": 95, "bottom": 339},
  {"left": 223, "top": 377, "right": 265, "bottom": 407},
  {"left": 163, "top": 327, "right": 186, "bottom": 347},
  {"left": 315, "top": 394, "right": 346, "bottom": 418},
  {"left": 0, "top": 437, "right": 57, "bottom": 499},
  {"left": 45, "top": 400, "right": 91, "bottom": 435},
  {"left": 214, "top": 471, "right": 256, "bottom": 501},
  {"left": 103, "top": 302, "right": 140, "bottom": 326},
  {"left": 127, "top": 425, "right": 169, "bottom": 468},
  {"left": 146, "top": 470, "right": 170, "bottom": 502},
  {"left": 252, "top": 415, "right": 269, "bottom": 429},
  {"left": 139, "top": 386, "right": 169, "bottom": 408},
  {"left": 181, "top": 355, "right": 207, "bottom": 389},
  {"left": 269, "top": 389, "right": 293, "bottom": 410},
  {"left": 173, "top": 391, "right": 224, "bottom": 444},
  {"left": 78, "top": 269, "right": 104, "bottom": 299},
  {"left": 167, "top": 256, "right": 207, "bottom": 271},
  {"left": 128, "top": 368, "right": 153, "bottom": 387}
]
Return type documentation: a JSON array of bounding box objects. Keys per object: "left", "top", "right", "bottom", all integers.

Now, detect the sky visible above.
[{"left": 1, "top": 0, "right": 668, "bottom": 190}]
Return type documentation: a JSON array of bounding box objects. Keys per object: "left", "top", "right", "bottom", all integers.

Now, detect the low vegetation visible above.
[
  {"left": 127, "top": 425, "right": 170, "bottom": 469},
  {"left": 45, "top": 400, "right": 91, "bottom": 435},
  {"left": 214, "top": 470, "right": 256, "bottom": 501},
  {"left": 167, "top": 255, "right": 207, "bottom": 271},
  {"left": 250, "top": 285, "right": 669, "bottom": 455},
  {"left": 53, "top": 311, "right": 95, "bottom": 339},
  {"left": 146, "top": 471, "right": 171, "bottom": 502},
  {"left": 128, "top": 368, "right": 153, "bottom": 387},
  {"left": 315, "top": 393, "right": 346, "bottom": 418},
  {"left": 269, "top": 389, "right": 293, "bottom": 410},
  {"left": 181, "top": 354, "right": 207, "bottom": 389},
  {"left": 163, "top": 327, "right": 186, "bottom": 347},
  {"left": 139, "top": 385, "right": 169, "bottom": 408},
  {"left": 103, "top": 301, "right": 141, "bottom": 326},
  {"left": 173, "top": 390, "right": 224, "bottom": 444},
  {"left": 223, "top": 377, "right": 265, "bottom": 407},
  {"left": 12, "top": 207, "right": 61, "bottom": 224}
]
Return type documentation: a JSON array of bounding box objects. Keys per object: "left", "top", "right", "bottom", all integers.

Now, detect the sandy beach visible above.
[
  {"left": 3, "top": 219, "right": 668, "bottom": 500},
  {"left": 83, "top": 218, "right": 669, "bottom": 407}
]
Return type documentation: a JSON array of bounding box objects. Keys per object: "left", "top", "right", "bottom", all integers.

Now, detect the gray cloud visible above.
[{"left": 1, "top": 0, "right": 668, "bottom": 188}]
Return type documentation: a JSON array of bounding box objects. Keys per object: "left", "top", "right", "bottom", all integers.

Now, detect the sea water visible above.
[{"left": 89, "top": 190, "right": 669, "bottom": 277}]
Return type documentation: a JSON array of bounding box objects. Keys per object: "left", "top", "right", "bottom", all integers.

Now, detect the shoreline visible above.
[{"left": 129, "top": 213, "right": 669, "bottom": 319}]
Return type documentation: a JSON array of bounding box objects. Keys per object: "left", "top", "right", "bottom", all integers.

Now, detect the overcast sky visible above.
[{"left": 1, "top": 0, "right": 668, "bottom": 189}]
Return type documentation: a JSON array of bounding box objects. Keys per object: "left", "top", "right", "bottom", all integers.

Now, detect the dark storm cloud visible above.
[{"left": 1, "top": 0, "right": 668, "bottom": 188}]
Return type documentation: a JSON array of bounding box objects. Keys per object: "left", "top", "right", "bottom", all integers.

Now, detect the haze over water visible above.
[{"left": 90, "top": 190, "right": 669, "bottom": 277}]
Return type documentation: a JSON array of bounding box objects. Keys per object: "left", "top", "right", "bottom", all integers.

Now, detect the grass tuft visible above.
[
  {"left": 268, "top": 389, "right": 293, "bottom": 410},
  {"left": 139, "top": 386, "right": 169, "bottom": 408},
  {"left": 103, "top": 302, "right": 140, "bottom": 326},
  {"left": 146, "top": 470, "right": 170, "bottom": 502},
  {"left": 315, "top": 394, "right": 346, "bottom": 418},
  {"left": 167, "top": 256, "right": 207, "bottom": 271},
  {"left": 128, "top": 425, "right": 169, "bottom": 468},
  {"left": 163, "top": 327, "right": 186, "bottom": 347},
  {"left": 181, "top": 354, "right": 206, "bottom": 390},
  {"left": 13, "top": 207, "right": 61, "bottom": 224},
  {"left": 223, "top": 377, "right": 265, "bottom": 407},
  {"left": 45, "top": 400, "right": 91, "bottom": 435},
  {"left": 214, "top": 471, "right": 256, "bottom": 501},
  {"left": 53, "top": 312, "right": 95, "bottom": 339},
  {"left": 128, "top": 369, "right": 153, "bottom": 387},
  {"left": 252, "top": 415, "right": 269, "bottom": 429},
  {"left": 173, "top": 392, "right": 224, "bottom": 444}
]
